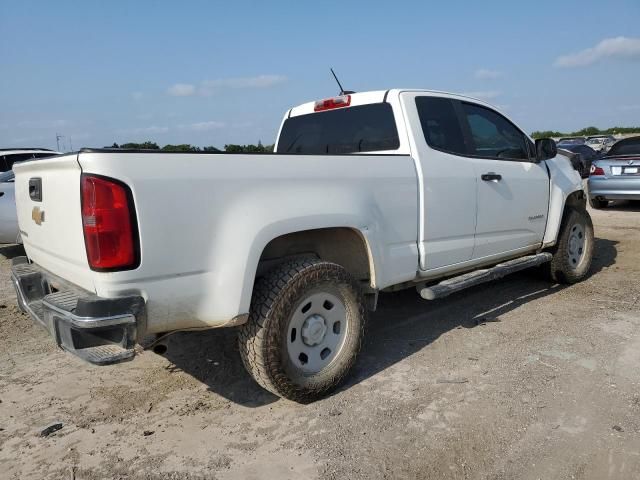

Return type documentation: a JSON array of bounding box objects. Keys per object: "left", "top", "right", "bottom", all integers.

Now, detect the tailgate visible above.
[{"left": 13, "top": 154, "right": 94, "bottom": 292}]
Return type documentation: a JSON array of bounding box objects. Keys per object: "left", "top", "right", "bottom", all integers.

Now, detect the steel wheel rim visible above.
[
  {"left": 286, "top": 291, "right": 349, "bottom": 374},
  {"left": 567, "top": 223, "right": 586, "bottom": 269}
]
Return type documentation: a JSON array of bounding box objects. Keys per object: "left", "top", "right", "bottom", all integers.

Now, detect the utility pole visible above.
[{"left": 56, "top": 133, "right": 65, "bottom": 151}]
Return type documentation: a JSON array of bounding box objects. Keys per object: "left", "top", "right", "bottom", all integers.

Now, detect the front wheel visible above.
[
  {"left": 547, "top": 208, "right": 594, "bottom": 284},
  {"left": 238, "top": 257, "right": 366, "bottom": 402}
]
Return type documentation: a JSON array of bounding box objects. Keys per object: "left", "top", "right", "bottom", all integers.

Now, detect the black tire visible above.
[
  {"left": 547, "top": 208, "right": 594, "bottom": 284},
  {"left": 238, "top": 257, "right": 366, "bottom": 403},
  {"left": 589, "top": 197, "right": 608, "bottom": 209}
]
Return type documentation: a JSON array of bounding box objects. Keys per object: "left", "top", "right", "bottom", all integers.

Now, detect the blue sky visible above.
[{"left": 1, "top": 0, "right": 639, "bottom": 150}]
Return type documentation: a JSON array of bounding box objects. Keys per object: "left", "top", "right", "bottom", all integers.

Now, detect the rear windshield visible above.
[
  {"left": 606, "top": 138, "right": 640, "bottom": 156},
  {"left": 277, "top": 103, "right": 400, "bottom": 154}
]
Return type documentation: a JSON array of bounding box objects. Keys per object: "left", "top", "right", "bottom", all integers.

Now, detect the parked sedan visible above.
[
  {"left": 560, "top": 144, "right": 599, "bottom": 178},
  {"left": 0, "top": 149, "right": 60, "bottom": 243},
  {"left": 588, "top": 136, "right": 640, "bottom": 208}
]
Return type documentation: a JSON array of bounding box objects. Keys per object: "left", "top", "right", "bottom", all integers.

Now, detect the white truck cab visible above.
[{"left": 11, "top": 89, "right": 592, "bottom": 402}]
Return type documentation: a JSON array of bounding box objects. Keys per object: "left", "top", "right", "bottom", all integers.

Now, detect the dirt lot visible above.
[{"left": 1, "top": 202, "right": 640, "bottom": 480}]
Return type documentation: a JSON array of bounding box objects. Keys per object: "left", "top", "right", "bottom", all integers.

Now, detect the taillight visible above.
[
  {"left": 81, "top": 174, "right": 138, "bottom": 271},
  {"left": 314, "top": 95, "right": 351, "bottom": 112},
  {"left": 590, "top": 165, "right": 605, "bottom": 176}
]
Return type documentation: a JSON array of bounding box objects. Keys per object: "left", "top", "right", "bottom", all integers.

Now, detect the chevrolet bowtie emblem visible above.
[{"left": 32, "top": 206, "right": 45, "bottom": 225}]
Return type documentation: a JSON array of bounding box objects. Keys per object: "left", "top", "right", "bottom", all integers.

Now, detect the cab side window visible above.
[
  {"left": 461, "top": 102, "right": 529, "bottom": 161},
  {"left": 415, "top": 97, "right": 467, "bottom": 155}
]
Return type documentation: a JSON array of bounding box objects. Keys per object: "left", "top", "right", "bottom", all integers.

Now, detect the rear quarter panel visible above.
[{"left": 78, "top": 152, "right": 419, "bottom": 333}]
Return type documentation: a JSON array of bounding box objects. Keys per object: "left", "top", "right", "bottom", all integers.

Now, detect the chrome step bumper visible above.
[{"left": 11, "top": 257, "right": 145, "bottom": 365}]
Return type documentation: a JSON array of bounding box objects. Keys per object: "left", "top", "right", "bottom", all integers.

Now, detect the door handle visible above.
[
  {"left": 481, "top": 172, "right": 502, "bottom": 181},
  {"left": 0, "top": 192, "right": 4, "bottom": 197}
]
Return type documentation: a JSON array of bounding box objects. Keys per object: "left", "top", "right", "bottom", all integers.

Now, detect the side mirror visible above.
[{"left": 535, "top": 138, "right": 557, "bottom": 161}]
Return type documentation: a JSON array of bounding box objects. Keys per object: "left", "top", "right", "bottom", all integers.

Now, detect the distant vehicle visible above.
[
  {"left": 0, "top": 149, "right": 60, "bottom": 243},
  {"left": 0, "top": 148, "right": 57, "bottom": 172},
  {"left": 588, "top": 136, "right": 640, "bottom": 208},
  {"left": 560, "top": 144, "right": 599, "bottom": 178},
  {"left": 557, "top": 137, "right": 586, "bottom": 147},
  {"left": 585, "top": 135, "right": 616, "bottom": 153}
]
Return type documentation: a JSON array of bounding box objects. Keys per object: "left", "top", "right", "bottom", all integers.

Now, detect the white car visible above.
[
  {"left": 11, "top": 90, "right": 592, "bottom": 401},
  {"left": 0, "top": 149, "right": 60, "bottom": 243},
  {"left": 586, "top": 136, "right": 616, "bottom": 153}
]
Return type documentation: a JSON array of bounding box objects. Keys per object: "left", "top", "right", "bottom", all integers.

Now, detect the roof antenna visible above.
[{"left": 330, "top": 68, "right": 355, "bottom": 95}]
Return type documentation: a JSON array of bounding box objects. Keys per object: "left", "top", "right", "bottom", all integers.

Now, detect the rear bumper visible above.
[
  {"left": 11, "top": 256, "right": 145, "bottom": 365},
  {"left": 588, "top": 177, "right": 640, "bottom": 200}
]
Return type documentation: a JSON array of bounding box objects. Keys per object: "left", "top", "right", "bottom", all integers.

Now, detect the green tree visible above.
[
  {"left": 120, "top": 141, "right": 160, "bottom": 149},
  {"left": 531, "top": 130, "right": 563, "bottom": 139},
  {"left": 575, "top": 126, "right": 600, "bottom": 136},
  {"left": 532, "top": 125, "right": 640, "bottom": 140},
  {"left": 224, "top": 142, "right": 274, "bottom": 153},
  {"left": 161, "top": 144, "right": 201, "bottom": 152},
  {"left": 224, "top": 144, "right": 245, "bottom": 153}
]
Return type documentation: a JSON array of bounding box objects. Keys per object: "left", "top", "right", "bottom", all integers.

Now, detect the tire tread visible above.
[{"left": 238, "top": 257, "right": 365, "bottom": 402}]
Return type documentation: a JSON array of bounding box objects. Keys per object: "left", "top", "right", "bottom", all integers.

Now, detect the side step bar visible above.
[{"left": 417, "top": 253, "right": 552, "bottom": 301}]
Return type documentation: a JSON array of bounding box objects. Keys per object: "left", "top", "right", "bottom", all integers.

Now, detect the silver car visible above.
[
  {"left": 0, "top": 149, "right": 60, "bottom": 243},
  {"left": 588, "top": 136, "right": 640, "bottom": 208}
]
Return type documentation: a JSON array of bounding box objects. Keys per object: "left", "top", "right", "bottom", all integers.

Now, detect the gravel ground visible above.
[{"left": 1, "top": 202, "right": 639, "bottom": 480}]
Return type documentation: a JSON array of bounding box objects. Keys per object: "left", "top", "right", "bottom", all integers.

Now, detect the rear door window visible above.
[
  {"left": 277, "top": 103, "right": 400, "bottom": 154},
  {"left": 460, "top": 103, "right": 529, "bottom": 161},
  {"left": 415, "top": 96, "right": 467, "bottom": 155}
]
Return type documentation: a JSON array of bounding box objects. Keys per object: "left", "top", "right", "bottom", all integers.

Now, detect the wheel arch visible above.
[
  {"left": 256, "top": 227, "right": 376, "bottom": 288},
  {"left": 543, "top": 188, "right": 587, "bottom": 247},
  {"left": 542, "top": 153, "right": 587, "bottom": 248}
]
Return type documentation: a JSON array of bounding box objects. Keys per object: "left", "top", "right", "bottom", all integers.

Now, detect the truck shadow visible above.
[
  {"left": 0, "top": 244, "right": 26, "bottom": 260},
  {"left": 604, "top": 200, "right": 640, "bottom": 212},
  {"left": 161, "top": 237, "right": 617, "bottom": 407}
]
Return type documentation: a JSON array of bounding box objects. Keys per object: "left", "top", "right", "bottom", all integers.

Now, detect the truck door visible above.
[
  {"left": 457, "top": 101, "right": 549, "bottom": 259},
  {"left": 400, "top": 93, "right": 477, "bottom": 270}
]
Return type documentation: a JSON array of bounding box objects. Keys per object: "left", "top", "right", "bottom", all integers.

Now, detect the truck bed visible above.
[{"left": 14, "top": 150, "right": 419, "bottom": 334}]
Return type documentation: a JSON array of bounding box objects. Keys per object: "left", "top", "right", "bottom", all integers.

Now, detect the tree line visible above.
[
  {"left": 531, "top": 126, "right": 640, "bottom": 139},
  {"left": 107, "top": 141, "right": 275, "bottom": 153}
]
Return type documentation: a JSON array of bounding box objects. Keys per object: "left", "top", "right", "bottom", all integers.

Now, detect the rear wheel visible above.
[
  {"left": 547, "top": 208, "right": 594, "bottom": 284},
  {"left": 589, "top": 197, "right": 608, "bottom": 209},
  {"left": 238, "top": 257, "right": 366, "bottom": 402}
]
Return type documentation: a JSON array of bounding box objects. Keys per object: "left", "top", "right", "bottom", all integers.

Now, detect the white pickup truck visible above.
[{"left": 11, "top": 89, "right": 593, "bottom": 402}]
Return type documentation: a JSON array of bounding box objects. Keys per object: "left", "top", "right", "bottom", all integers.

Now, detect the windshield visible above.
[{"left": 277, "top": 103, "right": 400, "bottom": 154}]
